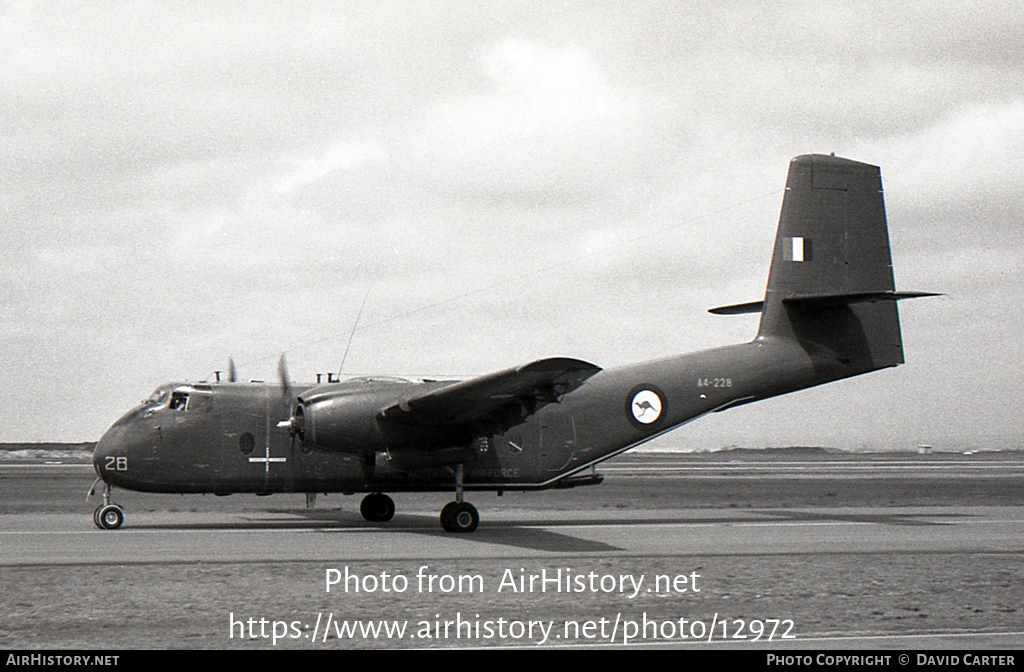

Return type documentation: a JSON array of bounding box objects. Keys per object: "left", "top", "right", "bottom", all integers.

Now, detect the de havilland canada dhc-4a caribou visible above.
[{"left": 90, "top": 154, "right": 937, "bottom": 532}]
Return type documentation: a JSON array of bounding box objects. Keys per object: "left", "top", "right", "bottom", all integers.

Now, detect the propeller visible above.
[
  {"left": 213, "top": 357, "right": 238, "bottom": 383},
  {"left": 276, "top": 353, "right": 292, "bottom": 400},
  {"left": 275, "top": 353, "right": 306, "bottom": 450}
]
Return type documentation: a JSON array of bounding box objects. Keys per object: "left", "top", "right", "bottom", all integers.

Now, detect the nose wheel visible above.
[
  {"left": 94, "top": 503, "right": 125, "bottom": 530},
  {"left": 92, "top": 484, "right": 124, "bottom": 530}
]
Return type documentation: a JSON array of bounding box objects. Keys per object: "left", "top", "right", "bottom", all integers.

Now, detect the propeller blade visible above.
[
  {"left": 227, "top": 357, "right": 237, "bottom": 383},
  {"left": 275, "top": 354, "right": 305, "bottom": 450},
  {"left": 277, "top": 353, "right": 292, "bottom": 400}
]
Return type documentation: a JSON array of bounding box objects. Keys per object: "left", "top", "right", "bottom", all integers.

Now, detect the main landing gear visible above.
[
  {"left": 358, "top": 463, "right": 481, "bottom": 533},
  {"left": 439, "top": 500, "right": 479, "bottom": 533},
  {"left": 91, "top": 483, "right": 124, "bottom": 530},
  {"left": 439, "top": 464, "right": 479, "bottom": 533}
]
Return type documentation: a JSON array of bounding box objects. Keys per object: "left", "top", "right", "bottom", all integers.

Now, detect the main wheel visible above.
[
  {"left": 96, "top": 504, "right": 124, "bottom": 530},
  {"left": 360, "top": 493, "right": 396, "bottom": 522},
  {"left": 439, "top": 501, "right": 479, "bottom": 533}
]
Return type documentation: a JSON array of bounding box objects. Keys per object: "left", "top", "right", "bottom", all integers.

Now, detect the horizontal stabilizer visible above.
[
  {"left": 710, "top": 292, "right": 938, "bottom": 316},
  {"left": 708, "top": 301, "right": 764, "bottom": 315},
  {"left": 782, "top": 291, "right": 942, "bottom": 309}
]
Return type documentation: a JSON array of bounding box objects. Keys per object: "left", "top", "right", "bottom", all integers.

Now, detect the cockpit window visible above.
[
  {"left": 169, "top": 391, "right": 189, "bottom": 411},
  {"left": 144, "top": 386, "right": 210, "bottom": 412}
]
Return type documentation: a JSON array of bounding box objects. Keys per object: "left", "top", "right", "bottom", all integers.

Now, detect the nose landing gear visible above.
[
  {"left": 91, "top": 483, "right": 125, "bottom": 530},
  {"left": 94, "top": 503, "right": 124, "bottom": 530}
]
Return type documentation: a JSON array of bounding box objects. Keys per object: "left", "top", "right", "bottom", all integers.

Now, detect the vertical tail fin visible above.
[
  {"left": 761, "top": 155, "right": 894, "bottom": 308},
  {"left": 761, "top": 154, "right": 944, "bottom": 373},
  {"left": 759, "top": 154, "right": 905, "bottom": 371},
  {"left": 711, "top": 154, "right": 938, "bottom": 376}
]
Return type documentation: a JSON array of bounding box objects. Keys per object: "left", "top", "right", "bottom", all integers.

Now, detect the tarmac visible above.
[
  {"left": 1, "top": 451, "right": 1022, "bottom": 649},
  {"left": 3, "top": 507, "right": 1024, "bottom": 566}
]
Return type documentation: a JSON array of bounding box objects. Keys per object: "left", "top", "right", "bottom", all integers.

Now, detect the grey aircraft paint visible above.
[{"left": 91, "top": 154, "right": 937, "bottom": 532}]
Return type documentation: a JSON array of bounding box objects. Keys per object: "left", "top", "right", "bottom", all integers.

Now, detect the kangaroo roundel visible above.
[{"left": 626, "top": 386, "right": 666, "bottom": 428}]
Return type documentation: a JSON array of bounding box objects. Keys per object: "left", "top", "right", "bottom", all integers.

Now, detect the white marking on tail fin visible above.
[{"left": 784, "top": 236, "right": 811, "bottom": 262}]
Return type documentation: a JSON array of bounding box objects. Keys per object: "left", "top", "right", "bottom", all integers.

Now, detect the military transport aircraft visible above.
[{"left": 90, "top": 154, "right": 937, "bottom": 532}]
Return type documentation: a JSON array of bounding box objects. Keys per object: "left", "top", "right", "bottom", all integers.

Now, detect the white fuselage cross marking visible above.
[{"left": 248, "top": 444, "right": 286, "bottom": 474}]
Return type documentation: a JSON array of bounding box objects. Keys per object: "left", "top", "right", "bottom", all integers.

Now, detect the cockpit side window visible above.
[
  {"left": 169, "top": 391, "right": 189, "bottom": 411},
  {"left": 147, "top": 387, "right": 210, "bottom": 412}
]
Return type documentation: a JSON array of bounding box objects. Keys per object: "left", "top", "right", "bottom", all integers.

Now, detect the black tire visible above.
[
  {"left": 360, "top": 493, "right": 395, "bottom": 522},
  {"left": 93, "top": 505, "right": 104, "bottom": 530},
  {"left": 440, "top": 501, "right": 478, "bottom": 533},
  {"left": 97, "top": 504, "right": 124, "bottom": 530},
  {"left": 439, "top": 501, "right": 457, "bottom": 532}
]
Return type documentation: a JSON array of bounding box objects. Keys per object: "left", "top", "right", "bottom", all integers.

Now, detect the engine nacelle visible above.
[{"left": 294, "top": 389, "right": 386, "bottom": 455}]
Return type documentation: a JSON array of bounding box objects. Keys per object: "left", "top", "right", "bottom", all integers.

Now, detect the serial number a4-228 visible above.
[{"left": 697, "top": 377, "right": 733, "bottom": 388}]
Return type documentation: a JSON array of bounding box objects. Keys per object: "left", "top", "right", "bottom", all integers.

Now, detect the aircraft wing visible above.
[{"left": 378, "top": 357, "right": 601, "bottom": 438}]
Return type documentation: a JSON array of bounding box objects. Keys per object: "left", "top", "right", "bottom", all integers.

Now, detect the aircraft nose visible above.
[{"left": 93, "top": 423, "right": 128, "bottom": 480}]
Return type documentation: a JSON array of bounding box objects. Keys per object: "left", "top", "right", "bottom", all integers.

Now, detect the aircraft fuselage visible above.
[{"left": 94, "top": 337, "right": 844, "bottom": 495}]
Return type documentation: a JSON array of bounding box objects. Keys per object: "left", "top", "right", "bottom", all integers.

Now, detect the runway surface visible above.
[
  {"left": 3, "top": 506, "right": 1024, "bottom": 566},
  {"left": 2, "top": 451, "right": 1023, "bottom": 650}
]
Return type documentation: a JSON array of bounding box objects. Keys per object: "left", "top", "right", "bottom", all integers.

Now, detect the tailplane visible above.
[{"left": 711, "top": 154, "right": 938, "bottom": 375}]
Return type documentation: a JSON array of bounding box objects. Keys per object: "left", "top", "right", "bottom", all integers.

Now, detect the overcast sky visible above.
[{"left": 2, "top": 1, "right": 1022, "bottom": 450}]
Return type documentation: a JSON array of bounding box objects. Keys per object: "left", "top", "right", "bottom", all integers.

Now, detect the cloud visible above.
[
  {"left": 275, "top": 141, "right": 389, "bottom": 196},
  {"left": 402, "top": 36, "right": 680, "bottom": 203},
  {"left": 877, "top": 99, "right": 1024, "bottom": 228},
  {"left": 2, "top": 2, "right": 1023, "bottom": 447}
]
